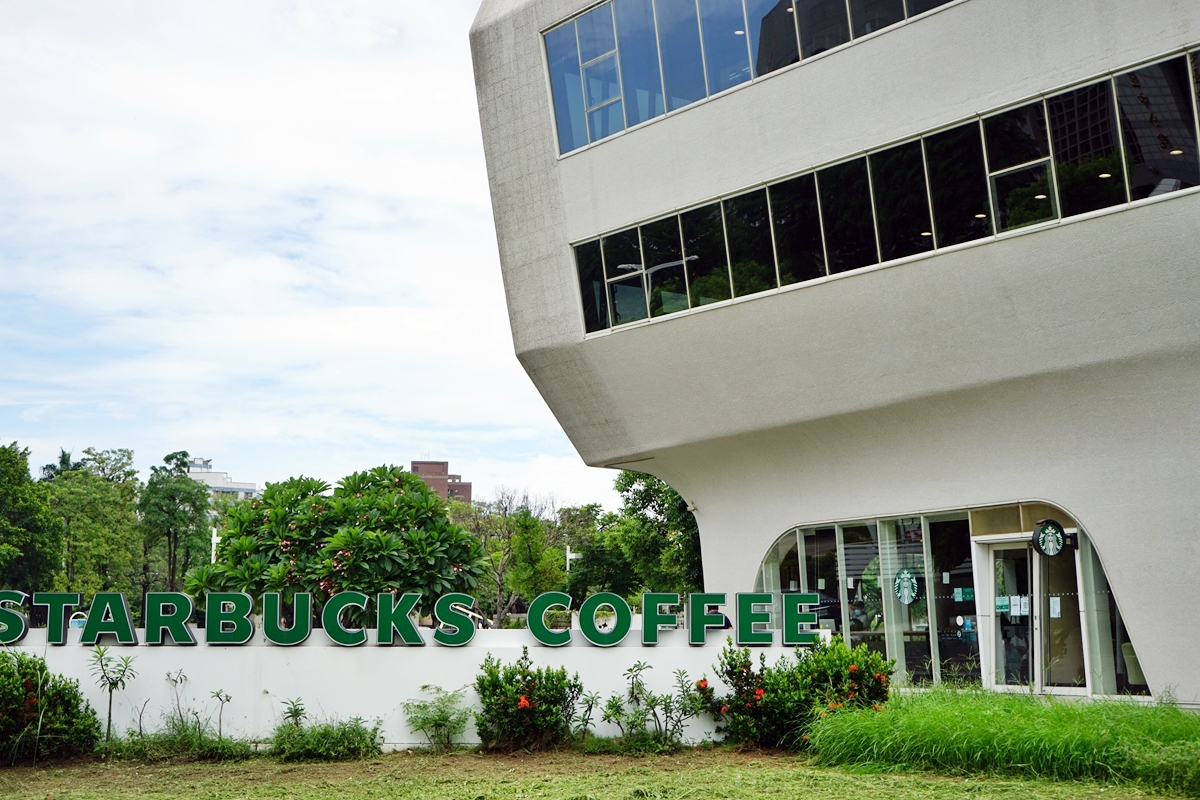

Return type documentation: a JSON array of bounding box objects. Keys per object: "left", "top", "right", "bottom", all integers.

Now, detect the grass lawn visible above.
[{"left": 0, "top": 749, "right": 1176, "bottom": 800}]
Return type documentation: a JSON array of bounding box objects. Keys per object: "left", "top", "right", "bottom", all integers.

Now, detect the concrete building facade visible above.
[
  {"left": 411, "top": 461, "right": 473, "bottom": 503},
  {"left": 470, "top": 0, "right": 1200, "bottom": 703}
]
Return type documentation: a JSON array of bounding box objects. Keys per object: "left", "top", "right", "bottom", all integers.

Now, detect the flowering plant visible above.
[{"left": 474, "top": 647, "right": 584, "bottom": 751}]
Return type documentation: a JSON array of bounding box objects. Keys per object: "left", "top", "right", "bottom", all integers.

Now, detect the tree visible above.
[
  {"left": 188, "top": 465, "right": 487, "bottom": 620},
  {"left": 614, "top": 471, "right": 704, "bottom": 594},
  {"left": 138, "top": 451, "right": 211, "bottom": 602},
  {"left": 0, "top": 443, "right": 62, "bottom": 595},
  {"left": 40, "top": 448, "right": 83, "bottom": 482},
  {"left": 47, "top": 469, "right": 140, "bottom": 601},
  {"left": 563, "top": 508, "right": 639, "bottom": 601},
  {"left": 506, "top": 509, "right": 566, "bottom": 604}
]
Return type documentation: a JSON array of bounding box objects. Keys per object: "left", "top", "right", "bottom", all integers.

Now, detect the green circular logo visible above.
[
  {"left": 1033, "top": 520, "right": 1065, "bottom": 557},
  {"left": 893, "top": 568, "right": 919, "bottom": 605}
]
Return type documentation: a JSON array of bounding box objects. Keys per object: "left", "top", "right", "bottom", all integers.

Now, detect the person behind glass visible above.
[
  {"left": 707, "top": 604, "right": 733, "bottom": 629},
  {"left": 849, "top": 600, "right": 869, "bottom": 631}
]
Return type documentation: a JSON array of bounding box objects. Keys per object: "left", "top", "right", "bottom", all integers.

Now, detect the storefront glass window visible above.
[
  {"left": 804, "top": 528, "right": 841, "bottom": 633},
  {"left": 993, "top": 547, "right": 1031, "bottom": 686},
  {"left": 928, "top": 517, "right": 980, "bottom": 682},
  {"left": 1080, "top": 536, "right": 1149, "bottom": 695},
  {"left": 840, "top": 523, "right": 886, "bottom": 656},
  {"left": 880, "top": 518, "right": 933, "bottom": 684}
]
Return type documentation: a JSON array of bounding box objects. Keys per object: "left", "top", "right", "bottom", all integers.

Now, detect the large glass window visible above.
[
  {"left": 817, "top": 157, "right": 878, "bottom": 273},
  {"left": 614, "top": 0, "right": 666, "bottom": 127},
  {"left": 657, "top": 0, "right": 710, "bottom": 110},
  {"left": 869, "top": 140, "right": 934, "bottom": 260},
  {"left": 681, "top": 203, "right": 732, "bottom": 306},
  {"left": 1114, "top": 57, "right": 1199, "bottom": 200},
  {"left": 769, "top": 174, "right": 827, "bottom": 285},
  {"left": 545, "top": 23, "right": 589, "bottom": 154},
  {"left": 724, "top": 189, "right": 778, "bottom": 297},
  {"left": 925, "top": 122, "right": 992, "bottom": 246},
  {"left": 641, "top": 216, "right": 691, "bottom": 316},
  {"left": 880, "top": 518, "right": 933, "bottom": 684},
  {"left": 841, "top": 523, "right": 886, "bottom": 656},
  {"left": 985, "top": 102, "right": 1057, "bottom": 232},
  {"left": 574, "top": 240, "right": 609, "bottom": 333},
  {"left": 1048, "top": 81, "right": 1129, "bottom": 217},
  {"left": 1080, "top": 537, "right": 1149, "bottom": 696},
  {"left": 795, "top": 0, "right": 850, "bottom": 58},
  {"left": 993, "top": 547, "right": 1032, "bottom": 686},
  {"left": 905, "top": 0, "right": 954, "bottom": 15},
  {"left": 1041, "top": 548, "right": 1085, "bottom": 688},
  {"left": 805, "top": 528, "right": 841, "bottom": 633},
  {"left": 745, "top": 0, "right": 800, "bottom": 77},
  {"left": 699, "top": 0, "right": 753, "bottom": 95},
  {"left": 928, "top": 517, "right": 980, "bottom": 682},
  {"left": 849, "top": 0, "right": 904, "bottom": 38},
  {"left": 603, "top": 226, "right": 649, "bottom": 325}
]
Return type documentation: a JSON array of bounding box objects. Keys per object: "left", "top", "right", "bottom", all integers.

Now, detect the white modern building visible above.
[
  {"left": 186, "top": 457, "right": 258, "bottom": 558},
  {"left": 470, "top": 0, "right": 1200, "bottom": 703}
]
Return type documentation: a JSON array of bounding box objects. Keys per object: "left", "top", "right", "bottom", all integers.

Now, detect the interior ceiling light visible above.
[
  {"left": 735, "top": 29, "right": 745, "bottom": 35},
  {"left": 1098, "top": 173, "right": 1112, "bottom": 178},
  {"left": 974, "top": 213, "right": 987, "bottom": 219},
  {"left": 1034, "top": 194, "right": 1048, "bottom": 199},
  {"left": 920, "top": 231, "right": 932, "bottom": 236},
  {"left": 1170, "top": 149, "right": 1184, "bottom": 155}
]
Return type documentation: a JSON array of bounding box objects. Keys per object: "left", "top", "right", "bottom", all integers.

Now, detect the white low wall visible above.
[{"left": 9, "top": 627, "right": 804, "bottom": 748}]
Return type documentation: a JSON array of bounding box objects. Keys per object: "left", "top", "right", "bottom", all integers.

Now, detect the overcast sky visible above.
[{"left": 0, "top": 1, "right": 621, "bottom": 508}]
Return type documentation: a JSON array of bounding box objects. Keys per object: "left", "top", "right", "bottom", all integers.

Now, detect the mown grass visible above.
[
  {"left": 0, "top": 749, "right": 1178, "bottom": 800},
  {"left": 809, "top": 686, "right": 1200, "bottom": 797}
]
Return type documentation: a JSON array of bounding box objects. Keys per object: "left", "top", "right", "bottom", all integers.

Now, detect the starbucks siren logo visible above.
[
  {"left": 1033, "top": 519, "right": 1065, "bottom": 557},
  {"left": 893, "top": 568, "right": 919, "bottom": 605}
]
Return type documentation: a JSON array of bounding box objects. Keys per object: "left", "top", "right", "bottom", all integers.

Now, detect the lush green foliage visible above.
[
  {"left": 809, "top": 685, "right": 1200, "bottom": 797},
  {"left": 596, "top": 661, "right": 712, "bottom": 753},
  {"left": 48, "top": 467, "right": 141, "bottom": 600},
  {"left": 712, "top": 637, "right": 893, "bottom": 749},
  {"left": 108, "top": 713, "right": 252, "bottom": 762},
  {"left": 401, "top": 685, "right": 470, "bottom": 753},
  {"left": 270, "top": 716, "right": 382, "bottom": 762},
  {"left": 139, "top": 451, "right": 212, "bottom": 595},
  {"left": 0, "top": 443, "right": 62, "bottom": 595},
  {"left": 0, "top": 651, "right": 100, "bottom": 762},
  {"left": 188, "top": 465, "right": 486, "bottom": 617},
  {"left": 474, "top": 646, "right": 583, "bottom": 751}
]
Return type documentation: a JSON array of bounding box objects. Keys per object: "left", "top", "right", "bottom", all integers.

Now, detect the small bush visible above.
[
  {"left": 402, "top": 685, "right": 470, "bottom": 753},
  {"left": 808, "top": 685, "right": 1200, "bottom": 797},
  {"left": 712, "top": 636, "right": 893, "bottom": 749},
  {"left": 474, "top": 646, "right": 583, "bottom": 751},
  {"left": 0, "top": 651, "right": 101, "bottom": 762},
  {"left": 598, "top": 662, "right": 712, "bottom": 754},
  {"left": 271, "top": 717, "right": 382, "bottom": 762},
  {"left": 108, "top": 715, "right": 252, "bottom": 762}
]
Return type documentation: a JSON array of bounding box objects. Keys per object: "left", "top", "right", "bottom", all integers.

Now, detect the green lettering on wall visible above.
[
  {"left": 641, "top": 592, "right": 680, "bottom": 645},
  {"left": 376, "top": 592, "right": 424, "bottom": 646},
  {"left": 205, "top": 592, "right": 255, "bottom": 645},
  {"left": 527, "top": 591, "right": 572, "bottom": 647},
  {"left": 0, "top": 590, "right": 29, "bottom": 645},
  {"left": 144, "top": 592, "right": 197, "bottom": 646},
  {"left": 80, "top": 592, "right": 138, "bottom": 645},
  {"left": 687, "top": 592, "right": 727, "bottom": 646},
  {"left": 264, "top": 593, "right": 313, "bottom": 646},
  {"left": 432, "top": 592, "right": 476, "bottom": 647},
  {"left": 735, "top": 592, "right": 773, "bottom": 646},
  {"left": 32, "top": 592, "right": 81, "bottom": 646},
  {"left": 322, "top": 592, "right": 368, "bottom": 647},
  {"left": 782, "top": 592, "right": 820, "bottom": 646},
  {"left": 578, "top": 592, "right": 632, "bottom": 647}
]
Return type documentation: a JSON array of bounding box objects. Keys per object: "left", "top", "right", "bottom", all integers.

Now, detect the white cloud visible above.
[{"left": 0, "top": 1, "right": 621, "bottom": 509}]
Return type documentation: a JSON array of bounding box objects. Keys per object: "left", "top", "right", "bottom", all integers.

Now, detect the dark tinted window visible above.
[
  {"left": 925, "top": 122, "right": 992, "bottom": 246},
  {"left": 1115, "top": 57, "right": 1199, "bottom": 200},
  {"left": 991, "top": 164, "right": 1056, "bottom": 232},
  {"left": 745, "top": 0, "right": 800, "bottom": 77},
  {"left": 849, "top": 0, "right": 905, "bottom": 38},
  {"left": 795, "top": 0, "right": 850, "bottom": 58},
  {"left": 609, "top": 275, "right": 649, "bottom": 324},
  {"left": 699, "top": 0, "right": 752, "bottom": 95},
  {"left": 817, "top": 157, "right": 879, "bottom": 274},
  {"left": 1048, "top": 81, "right": 1128, "bottom": 216},
  {"left": 575, "top": 240, "right": 609, "bottom": 332},
  {"left": 602, "top": 227, "right": 643, "bottom": 280},
  {"left": 640, "top": 215, "right": 684, "bottom": 273},
  {"left": 681, "top": 203, "right": 732, "bottom": 306},
  {"left": 648, "top": 262, "right": 690, "bottom": 317},
  {"left": 545, "top": 23, "right": 588, "bottom": 154},
  {"left": 724, "top": 189, "right": 778, "bottom": 297},
  {"left": 905, "top": 0, "right": 954, "bottom": 15},
  {"left": 614, "top": 0, "right": 665, "bottom": 126},
  {"left": 770, "top": 174, "right": 827, "bottom": 285},
  {"left": 985, "top": 102, "right": 1051, "bottom": 172},
  {"left": 869, "top": 141, "right": 934, "bottom": 260},
  {"left": 656, "top": 0, "right": 709, "bottom": 111}
]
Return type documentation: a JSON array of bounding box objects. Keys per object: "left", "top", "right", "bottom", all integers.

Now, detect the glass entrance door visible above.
[{"left": 993, "top": 547, "right": 1033, "bottom": 686}]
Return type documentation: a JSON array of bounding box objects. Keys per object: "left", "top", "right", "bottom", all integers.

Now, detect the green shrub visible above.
[
  {"left": 712, "top": 636, "right": 893, "bottom": 749},
  {"left": 107, "top": 714, "right": 252, "bottom": 762},
  {"left": 270, "top": 717, "right": 382, "bottom": 762},
  {"left": 402, "top": 685, "right": 470, "bottom": 753},
  {"left": 809, "top": 685, "right": 1200, "bottom": 797},
  {"left": 474, "top": 646, "right": 583, "bottom": 751},
  {"left": 0, "top": 650, "right": 101, "bottom": 762},
  {"left": 597, "top": 661, "right": 712, "bottom": 754}
]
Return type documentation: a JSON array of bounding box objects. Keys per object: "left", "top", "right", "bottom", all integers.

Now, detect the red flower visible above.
[
  {"left": 875, "top": 673, "right": 883, "bottom": 681},
  {"left": 696, "top": 679, "right": 708, "bottom": 689},
  {"left": 847, "top": 690, "right": 856, "bottom": 698},
  {"left": 754, "top": 688, "right": 764, "bottom": 701},
  {"left": 517, "top": 695, "right": 531, "bottom": 709},
  {"left": 720, "top": 705, "right": 728, "bottom": 715},
  {"left": 848, "top": 664, "right": 858, "bottom": 674}
]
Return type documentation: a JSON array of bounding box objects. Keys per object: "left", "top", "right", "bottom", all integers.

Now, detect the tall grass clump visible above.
[
  {"left": 108, "top": 714, "right": 252, "bottom": 762},
  {"left": 270, "top": 700, "right": 381, "bottom": 762},
  {"left": 809, "top": 685, "right": 1200, "bottom": 797}
]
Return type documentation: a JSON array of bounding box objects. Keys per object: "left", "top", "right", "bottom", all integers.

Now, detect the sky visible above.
[{"left": 0, "top": 1, "right": 621, "bottom": 509}]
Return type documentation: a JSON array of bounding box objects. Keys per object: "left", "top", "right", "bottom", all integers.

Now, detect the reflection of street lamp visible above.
[{"left": 565, "top": 545, "right": 583, "bottom": 572}]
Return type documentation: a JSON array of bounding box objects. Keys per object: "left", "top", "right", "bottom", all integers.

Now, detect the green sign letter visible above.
[
  {"left": 80, "top": 592, "right": 138, "bottom": 645},
  {"left": 432, "top": 592, "right": 476, "bottom": 647},
  {"left": 687, "top": 592, "right": 727, "bottom": 646},
  {"left": 322, "top": 592, "right": 368, "bottom": 647},
  {"left": 782, "top": 592, "right": 820, "bottom": 646},
  {"left": 641, "top": 592, "right": 679, "bottom": 645},
  {"left": 264, "top": 593, "right": 313, "bottom": 646},
  {"left": 377, "top": 592, "right": 424, "bottom": 646},
  {"left": 578, "top": 592, "right": 631, "bottom": 647},
  {"left": 736, "top": 592, "right": 773, "bottom": 646},
  {"left": 527, "top": 591, "right": 572, "bottom": 647},
  {"left": 145, "top": 592, "right": 197, "bottom": 646},
  {"left": 0, "top": 590, "right": 29, "bottom": 645},
  {"left": 205, "top": 592, "right": 255, "bottom": 645},
  {"left": 33, "top": 592, "right": 81, "bottom": 645}
]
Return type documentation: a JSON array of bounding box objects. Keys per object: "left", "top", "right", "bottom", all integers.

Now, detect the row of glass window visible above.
[
  {"left": 574, "top": 52, "right": 1200, "bottom": 333},
  {"left": 546, "top": 0, "right": 958, "bottom": 155}
]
